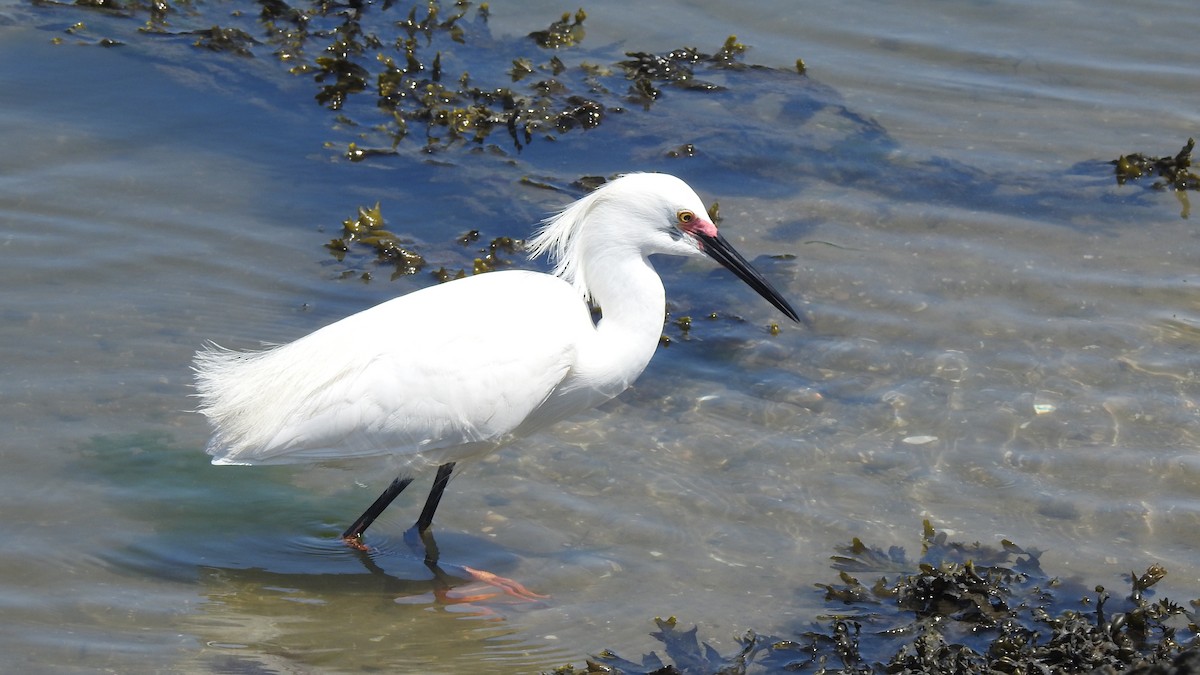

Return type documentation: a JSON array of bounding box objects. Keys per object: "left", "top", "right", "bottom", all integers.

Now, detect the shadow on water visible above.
[{"left": 75, "top": 431, "right": 571, "bottom": 672}]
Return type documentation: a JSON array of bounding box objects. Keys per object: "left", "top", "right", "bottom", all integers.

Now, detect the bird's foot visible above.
[
  {"left": 459, "top": 564, "right": 548, "bottom": 602},
  {"left": 342, "top": 534, "right": 370, "bottom": 552}
]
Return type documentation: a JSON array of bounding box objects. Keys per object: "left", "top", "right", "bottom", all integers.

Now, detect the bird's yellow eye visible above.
[{"left": 677, "top": 210, "right": 695, "bottom": 224}]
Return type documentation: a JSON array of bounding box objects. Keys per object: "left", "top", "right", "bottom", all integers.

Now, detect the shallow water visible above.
[{"left": 2, "top": 0, "right": 1198, "bottom": 672}]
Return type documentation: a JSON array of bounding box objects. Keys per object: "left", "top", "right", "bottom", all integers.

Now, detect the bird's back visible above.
[{"left": 194, "top": 270, "right": 600, "bottom": 468}]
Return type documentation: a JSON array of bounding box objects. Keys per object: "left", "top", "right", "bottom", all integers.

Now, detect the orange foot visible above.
[
  {"left": 460, "top": 565, "right": 549, "bottom": 602},
  {"left": 342, "top": 535, "right": 370, "bottom": 552}
]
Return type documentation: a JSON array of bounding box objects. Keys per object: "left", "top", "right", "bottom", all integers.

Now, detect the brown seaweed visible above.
[{"left": 550, "top": 522, "right": 1199, "bottom": 674}]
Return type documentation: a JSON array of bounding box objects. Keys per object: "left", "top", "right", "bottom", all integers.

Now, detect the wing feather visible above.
[{"left": 194, "top": 271, "right": 594, "bottom": 466}]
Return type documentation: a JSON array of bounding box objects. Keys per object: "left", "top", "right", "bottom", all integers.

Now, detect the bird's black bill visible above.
[{"left": 699, "top": 233, "right": 803, "bottom": 324}]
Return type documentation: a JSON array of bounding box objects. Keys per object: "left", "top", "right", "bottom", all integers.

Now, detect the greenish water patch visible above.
[{"left": 76, "top": 431, "right": 532, "bottom": 590}]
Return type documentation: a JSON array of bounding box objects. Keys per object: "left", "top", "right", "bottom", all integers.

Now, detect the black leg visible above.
[
  {"left": 341, "top": 475, "right": 414, "bottom": 542},
  {"left": 415, "top": 462, "right": 455, "bottom": 533}
]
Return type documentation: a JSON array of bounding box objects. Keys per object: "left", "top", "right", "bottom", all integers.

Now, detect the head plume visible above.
[
  {"left": 525, "top": 177, "right": 626, "bottom": 302},
  {"left": 526, "top": 173, "right": 711, "bottom": 304}
]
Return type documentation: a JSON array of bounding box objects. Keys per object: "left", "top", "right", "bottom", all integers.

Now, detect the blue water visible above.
[{"left": 2, "top": 0, "right": 1198, "bottom": 671}]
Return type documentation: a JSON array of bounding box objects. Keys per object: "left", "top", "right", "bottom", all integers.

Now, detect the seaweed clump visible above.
[
  {"left": 1112, "top": 138, "right": 1197, "bottom": 218},
  {"left": 39, "top": 0, "right": 807, "bottom": 155},
  {"left": 549, "top": 522, "right": 1199, "bottom": 674},
  {"left": 1112, "top": 138, "right": 1198, "bottom": 191},
  {"left": 325, "top": 202, "right": 425, "bottom": 282},
  {"left": 620, "top": 35, "right": 757, "bottom": 107},
  {"left": 325, "top": 203, "right": 522, "bottom": 282}
]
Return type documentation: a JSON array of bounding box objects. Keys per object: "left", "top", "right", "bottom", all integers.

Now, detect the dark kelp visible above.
[
  {"left": 38, "top": 0, "right": 809, "bottom": 156},
  {"left": 325, "top": 201, "right": 531, "bottom": 282},
  {"left": 42, "top": 0, "right": 1187, "bottom": 236},
  {"left": 548, "top": 522, "right": 1199, "bottom": 674},
  {"left": 1112, "top": 138, "right": 1196, "bottom": 218},
  {"left": 1112, "top": 139, "right": 1197, "bottom": 191},
  {"left": 325, "top": 202, "right": 426, "bottom": 281},
  {"left": 38, "top": 0, "right": 836, "bottom": 307}
]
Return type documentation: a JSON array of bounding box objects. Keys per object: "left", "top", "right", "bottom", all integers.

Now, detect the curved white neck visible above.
[{"left": 574, "top": 250, "right": 665, "bottom": 396}]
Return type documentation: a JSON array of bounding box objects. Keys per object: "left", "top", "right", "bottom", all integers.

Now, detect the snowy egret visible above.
[{"left": 193, "top": 172, "right": 800, "bottom": 552}]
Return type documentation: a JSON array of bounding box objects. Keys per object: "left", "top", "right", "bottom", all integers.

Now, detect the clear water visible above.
[{"left": 2, "top": 0, "right": 1198, "bottom": 672}]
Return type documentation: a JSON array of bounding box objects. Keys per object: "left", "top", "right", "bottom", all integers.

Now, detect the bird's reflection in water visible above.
[
  {"left": 189, "top": 530, "right": 558, "bottom": 672},
  {"left": 360, "top": 527, "right": 547, "bottom": 608}
]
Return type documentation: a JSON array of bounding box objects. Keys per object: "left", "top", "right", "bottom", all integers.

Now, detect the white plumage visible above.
[
  {"left": 195, "top": 272, "right": 598, "bottom": 468},
  {"left": 193, "top": 172, "right": 799, "bottom": 546}
]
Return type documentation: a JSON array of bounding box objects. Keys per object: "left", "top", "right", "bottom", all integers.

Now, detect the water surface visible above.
[{"left": 2, "top": 0, "right": 1198, "bottom": 671}]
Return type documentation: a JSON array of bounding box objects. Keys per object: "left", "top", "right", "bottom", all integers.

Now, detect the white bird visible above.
[{"left": 193, "top": 172, "right": 800, "bottom": 553}]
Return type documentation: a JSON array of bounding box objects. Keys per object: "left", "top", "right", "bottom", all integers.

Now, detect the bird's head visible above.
[{"left": 528, "top": 172, "right": 801, "bottom": 323}]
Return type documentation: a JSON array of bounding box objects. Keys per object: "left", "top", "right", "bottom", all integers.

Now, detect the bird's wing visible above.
[{"left": 198, "top": 271, "right": 595, "bottom": 466}]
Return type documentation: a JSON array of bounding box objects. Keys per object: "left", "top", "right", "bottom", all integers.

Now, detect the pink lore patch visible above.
[{"left": 680, "top": 218, "right": 718, "bottom": 238}]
